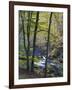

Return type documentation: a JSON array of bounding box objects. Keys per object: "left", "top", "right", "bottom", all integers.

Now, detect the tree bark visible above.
[
  {"left": 31, "top": 12, "right": 39, "bottom": 72},
  {"left": 44, "top": 12, "right": 53, "bottom": 77},
  {"left": 26, "top": 12, "right": 32, "bottom": 71},
  {"left": 21, "top": 13, "right": 27, "bottom": 51},
  {"left": 20, "top": 12, "right": 32, "bottom": 71}
]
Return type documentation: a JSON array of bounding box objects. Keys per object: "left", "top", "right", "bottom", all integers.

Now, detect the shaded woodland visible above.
[{"left": 19, "top": 10, "right": 63, "bottom": 79}]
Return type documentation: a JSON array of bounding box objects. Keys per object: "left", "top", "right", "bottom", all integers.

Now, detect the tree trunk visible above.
[
  {"left": 31, "top": 12, "right": 39, "bottom": 72},
  {"left": 26, "top": 12, "right": 32, "bottom": 71},
  {"left": 21, "top": 12, "right": 32, "bottom": 71},
  {"left": 44, "top": 12, "right": 53, "bottom": 77},
  {"left": 21, "top": 13, "right": 27, "bottom": 51}
]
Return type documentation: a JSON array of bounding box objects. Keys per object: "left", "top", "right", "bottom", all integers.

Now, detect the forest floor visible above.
[{"left": 19, "top": 68, "right": 42, "bottom": 79}]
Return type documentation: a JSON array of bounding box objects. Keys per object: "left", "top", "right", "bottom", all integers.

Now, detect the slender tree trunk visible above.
[
  {"left": 26, "top": 12, "right": 32, "bottom": 71},
  {"left": 21, "top": 12, "right": 32, "bottom": 71},
  {"left": 21, "top": 13, "right": 27, "bottom": 51},
  {"left": 26, "top": 12, "right": 30, "bottom": 71},
  {"left": 44, "top": 12, "right": 53, "bottom": 77},
  {"left": 31, "top": 12, "right": 39, "bottom": 72}
]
